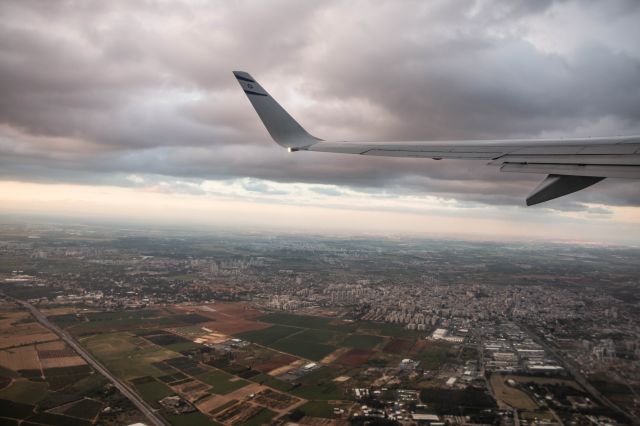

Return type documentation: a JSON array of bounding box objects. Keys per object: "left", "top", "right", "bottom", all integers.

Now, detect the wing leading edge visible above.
[{"left": 233, "top": 71, "right": 640, "bottom": 205}]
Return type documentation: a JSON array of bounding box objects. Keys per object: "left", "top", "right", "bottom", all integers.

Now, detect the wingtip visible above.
[{"left": 232, "top": 70, "right": 255, "bottom": 82}]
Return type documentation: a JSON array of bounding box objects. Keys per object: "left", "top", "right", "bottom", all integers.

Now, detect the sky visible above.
[{"left": 1, "top": 0, "right": 639, "bottom": 243}]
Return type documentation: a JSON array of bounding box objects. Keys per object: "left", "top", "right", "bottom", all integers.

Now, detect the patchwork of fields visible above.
[
  {"left": 0, "top": 304, "right": 141, "bottom": 426},
  {"left": 47, "top": 304, "right": 357, "bottom": 424},
  {"left": 235, "top": 312, "right": 411, "bottom": 364},
  {"left": 2, "top": 301, "right": 455, "bottom": 425}
]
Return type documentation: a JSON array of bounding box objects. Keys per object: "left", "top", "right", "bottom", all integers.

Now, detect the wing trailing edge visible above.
[{"left": 526, "top": 175, "right": 605, "bottom": 206}]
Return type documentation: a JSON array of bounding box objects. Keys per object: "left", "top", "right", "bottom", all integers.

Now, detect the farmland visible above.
[
  {"left": 342, "top": 333, "right": 384, "bottom": 349},
  {"left": 65, "top": 306, "right": 432, "bottom": 423},
  {"left": 234, "top": 312, "right": 421, "bottom": 366},
  {"left": 2, "top": 300, "right": 453, "bottom": 425},
  {"left": 0, "top": 302, "right": 147, "bottom": 426},
  {"left": 59, "top": 305, "right": 325, "bottom": 425}
]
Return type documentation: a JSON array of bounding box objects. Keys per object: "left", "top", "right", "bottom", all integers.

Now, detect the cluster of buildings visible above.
[{"left": 481, "top": 322, "right": 563, "bottom": 373}]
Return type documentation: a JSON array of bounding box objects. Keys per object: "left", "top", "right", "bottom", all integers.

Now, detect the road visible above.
[{"left": 11, "top": 297, "right": 170, "bottom": 426}]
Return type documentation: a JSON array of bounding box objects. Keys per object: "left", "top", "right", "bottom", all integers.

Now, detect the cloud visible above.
[{"left": 0, "top": 0, "right": 638, "bottom": 212}]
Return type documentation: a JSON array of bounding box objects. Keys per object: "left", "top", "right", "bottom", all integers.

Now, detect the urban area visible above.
[{"left": 0, "top": 222, "right": 638, "bottom": 426}]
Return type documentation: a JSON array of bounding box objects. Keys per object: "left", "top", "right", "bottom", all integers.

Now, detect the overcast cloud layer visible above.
[{"left": 1, "top": 0, "right": 639, "bottom": 212}]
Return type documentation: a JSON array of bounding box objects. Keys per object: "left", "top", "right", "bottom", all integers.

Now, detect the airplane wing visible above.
[{"left": 233, "top": 71, "right": 640, "bottom": 205}]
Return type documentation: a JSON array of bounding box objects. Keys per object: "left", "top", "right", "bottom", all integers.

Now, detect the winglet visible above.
[{"left": 233, "top": 71, "right": 320, "bottom": 149}]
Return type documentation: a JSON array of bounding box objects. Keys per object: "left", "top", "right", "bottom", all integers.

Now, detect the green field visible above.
[
  {"left": 43, "top": 365, "right": 94, "bottom": 392},
  {"left": 0, "top": 366, "right": 19, "bottom": 378},
  {"left": 289, "top": 367, "right": 343, "bottom": 400},
  {"left": 589, "top": 373, "right": 635, "bottom": 407},
  {"left": 234, "top": 313, "right": 423, "bottom": 365},
  {"left": 292, "top": 380, "right": 342, "bottom": 400},
  {"left": 166, "top": 411, "right": 221, "bottom": 426},
  {"left": 294, "top": 328, "right": 340, "bottom": 344},
  {"left": 420, "top": 388, "right": 497, "bottom": 415},
  {"left": 271, "top": 338, "right": 336, "bottom": 361},
  {"left": 52, "top": 309, "right": 209, "bottom": 335},
  {"left": 259, "top": 313, "right": 348, "bottom": 331},
  {"left": 341, "top": 334, "right": 384, "bottom": 349},
  {"left": 260, "top": 312, "right": 416, "bottom": 339},
  {"left": 235, "top": 315, "right": 401, "bottom": 361},
  {"left": 242, "top": 408, "right": 276, "bottom": 426},
  {"left": 0, "top": 398, "right": 34, "bottom": 419},
  {"left": 131, "top": 377, "right": 174, "bottom": 407},
  {"left": 68, "top": 373, "right": 108, "bottom": 394},
  {"left": 250, "top": 373, "right": 292, "bottom": 392},
  {"left": 0, "top": 379, "right": 48, "bottom": 404},
  {"left": 299, "top": 400, "right": 335, "bottom": 417},
  {"left": 81, "top": 332, "right": 177, "bottom": 379},
  {"left": 163, "top": 341, "right": 202, "bottom": 353},
  {"left": 197, "top": 370, "right": 248, "bottom": 394},
  {"left": 420, "top": 342, "right": 456, "bottom": 369},
  {"left": 235, "top": 325, "right": 302, "bottom": 345},
  {"left": 63, "top": 398, "right": 103, "bottom": 420},
  {"left": 355, "top": 321, "right": 414, "bottom": 337}
]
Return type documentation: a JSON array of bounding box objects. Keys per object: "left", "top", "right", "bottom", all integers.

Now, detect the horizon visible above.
[
  {"left": 1, "top": 1, "right": 639, "bottom": 245},
  {"left": 2, "top": 207, "right": 638, "bottom": 249}
]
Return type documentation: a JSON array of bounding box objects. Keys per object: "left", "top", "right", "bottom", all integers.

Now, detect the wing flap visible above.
[
  {"left": 526, "top": 175, "right": 606, "bottom": 206},
  {"left": 491, "top": 154, "right": 640, "bottom": 166},
  {"left": 499, "top": 163, "right": 640, "bottom": 179}
]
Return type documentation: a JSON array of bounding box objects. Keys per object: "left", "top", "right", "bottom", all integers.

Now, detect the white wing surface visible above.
[{"left": 233, "top": 71, "right": 640, "bottom": 205}]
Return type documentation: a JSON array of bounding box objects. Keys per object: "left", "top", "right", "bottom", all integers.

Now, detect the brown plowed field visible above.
[
  {"left": 37, "top": 348, "right": 77, "bottom": 359},
  {"left": 0, "top": 345, "right": 41, "bottom": 370},
  {"left": 36, "top": 341, "right": 66, "bottom": 351},
  {"left": 173, "top": 303, "right": 269, "bottom": 334},
  {"left": 0, "top": 312, "right": 57, "bottom": 349},
  {"left": 383, "top": 338, "right": 413, "bottom": 354},
  {"left": 336, "top": 348, "right": 374, "bottom": 366},
  {"left": 254, "top": 353, "right": 297, "bottom": 373},
  {"left": 409, "top": 339, "right": 427, "bottom": 357},
  {"left": 40, "top": 356, "right": 86, "bottom": 368}
]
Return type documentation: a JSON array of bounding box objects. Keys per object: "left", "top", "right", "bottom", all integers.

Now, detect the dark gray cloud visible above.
[{"left": 0, "top": 0, "right": 639, "bottom": 210}]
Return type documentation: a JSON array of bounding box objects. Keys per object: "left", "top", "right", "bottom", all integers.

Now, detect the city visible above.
[{"left": 0, "top": 222, "right": 638, "bottom": 425}]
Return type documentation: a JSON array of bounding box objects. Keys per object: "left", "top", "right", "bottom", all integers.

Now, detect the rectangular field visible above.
[
  {"left": 80, "top": 332, "right": 177, "bottom": 380},
  {"left": 235, "top": 325, "right": 302, "bottom": 345},
  {"left": 197, "top": 370, "right": 249, "bottom": 395},
  {"left": 40, "top": 356, "right": 86, "bottom": 369},
  {"left": 293, "top": 328, "right": 340, "bottom": 345},
  {"left": 341, "top": 334, "right": 384, "bottom": 349},
  {"left": 0, "top": 345, "right": 41, "bottom": 371},
  {"left": 173, "top": 303, "right": 269, "bottom": 335},
  {"left": 383, "top": 338, "right": 414, "bottom": 354},
  {"left": 336, "top": 348, "right": 374, "bottom": 366},
  {"left": 130, "top": 376, "right": 174, "bottom": 407},
  {"left": 259, "top": 313, "right": 347, "bottom": 331},
  {"left": 271, "top": 338, "right": 336, "bottom": 361}
]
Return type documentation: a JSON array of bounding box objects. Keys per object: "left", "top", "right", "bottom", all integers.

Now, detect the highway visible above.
[
  {"left": 11, "top": 297, "right": 170, "bottom": 426},
  {"left": 520, "top": 322, "right": 638, "bottom": 426}
]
